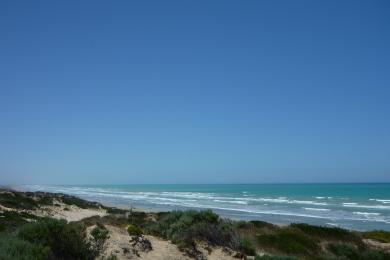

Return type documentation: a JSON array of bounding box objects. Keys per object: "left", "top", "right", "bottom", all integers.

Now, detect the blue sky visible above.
[{"left": 0, "top": 0, "right": 389, "bottom": 184}]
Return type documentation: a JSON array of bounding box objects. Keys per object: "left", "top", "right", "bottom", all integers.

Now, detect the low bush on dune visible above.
[
  {"left": 256, "top": 228, "right": 320, "bottom": 256},
  {"left": 146, "top": 210, "right": 239, "bottom": 250},
  {"left": 91, "top": 223, "right": 110, "bottom": 253},
  {"left": 0, "top": 191, "right": 39, "bottom": 210},
  {"left": 0, "top": 211, "right": 39, "bottom": 233},
  {"left": 326, "top": 243, "right": 390, "bottom": 260},
  {"left": 127, "top": 224, "right": 143, "bottom": 236},
  {"left": 0, "top": 235, "right": 51, "bottom": 260},
  {"left": 290, "top": 223, "right": 362, "bottom": 244},
  {"left": 239, "top": 238, "right": 256, "bottom": 255},
  {"left": 255, "top": 255, "right": 297, "bottom": 260},
  {"left": 363, "top": 230, "right": 390, "bottom": 243},
  {"left": 0, "top": 217, "right": 109, "bottom": 260},
  {"left": 17, "top": 218, "right": 96, "bottom": 259},
  {"left": 60, "top": 195, "right": 100, "bottom": 209},
  {"left": 128, "top": 211, "right": 148, "bottom": 226}
]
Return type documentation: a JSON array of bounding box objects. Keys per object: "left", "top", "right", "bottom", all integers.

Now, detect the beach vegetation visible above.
[
  {"left": 256, "top": 228, "right": 320, "bottom": 256},
  {"left": 255, "top": 255, "right": 297, "bottom": 260},
  {"left": 90, "top": 223, "right": 110, "bottom": 253},
  {"left": 0, "top": 211, "right": 39, "bottom": 232},
  {"left": 0, "top": 235, "right": 51, "bottom": 260},
  {"left": 60, "top": 195, "right": 100, "bottom": 209},
  {"left": 127, "top": 224, "right": 143, "bottom": 236},
  {"left": 145, "top": 210, "right": 239, "bottom": 250},
  {"left": 0, "top": 191, "right": 38, "bottom": 210},
  {"left": 363, "top": 230, "right": 390, "bottom": 243},
  {"left": 326, "top": 243, "right": 390, "bottom": 260},
  {"left": 17, "top": 218, "right": 96, "bottom": 259},
  {"left": 290, "top": 223, "right": 362, "bottom": 244},
  {"left": 239, "top": 238, "right": 256, "bottom": 255}
]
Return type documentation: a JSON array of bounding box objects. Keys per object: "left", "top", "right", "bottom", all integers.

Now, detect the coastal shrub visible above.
[
  {"left": 256, "top": 228, "right": 319, "bottom": 256},
  {"left": 0, "top": 235, "right": 51, "bottom": 260},
  {"left": 61, "top": 195, "right": 100, "bottom": 209},
  {"left": 146, "top": 210, "right": 239, "bottom": 249},
  {"left": 239, "top": 238, "right": 256, "bottom": 255},
  {"left": 105, "top": 254, "right": 118, "bottom": 260},
  {"left": 327, "top": 243, "right": 390, "bottom": 260},
  {"left": 255, "top": 255, "right": 297, "bottom": 260},
  {"left": 128, "top": 211, "right": 148, "bottom": 226},
  {"left": 0, "top": 211, "right": 39, "bottom": 232},
  {"left": 90, "top": 223, "right": 109, "bottom": 253},
  {"left": 0, "top": 191, "right": 38, "bottom": 210},
  {"left": 327, "top": 243, "right": 360, "bottom": 259},
  {"left": 250, "top": 220, "right": 276, "bottom": 229},
  {"left": 127, "top": 224, "right": 142, "bottom": 236},
  {"left": 290, "top": 223, "right": 361, "bottom": 243},
  {"left": 363, "top": 230, "right": 390, "bottom": 243},
  {"left": 17, "top": 218, "right": 96, "bottom": 259},
  {"left": 106, "top": 207, "right": 128, "bottom": 214}
]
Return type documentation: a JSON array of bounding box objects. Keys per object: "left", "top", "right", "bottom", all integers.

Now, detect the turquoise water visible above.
[{"left": 21, "top": 184, "right": 390, "bottom": 231}]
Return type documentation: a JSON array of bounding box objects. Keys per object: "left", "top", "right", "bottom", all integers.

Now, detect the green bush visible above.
[
  {"left": 128, "top": 211, "right": 148, "bottom": 226},
  {"left": 0, "top": 191, "right": 38, "bottom": 210},
  {"left": 239, "top": 238, "right": 256, "bottom": 255},
  {"left": 91, "top": 223, "right": 109, "bottom": 254},
  {"left": 60, "top": 195, "right": 100, "bottom": 209},
  {"left": 327, "top": 243, "right": 360, "bottom": 259},
  {"left": 127, "top": 224, "right": 142, "bottom": 236},
  {"left": 0, "top": 235, "right": 51, "bottom": 260},
  {"left": 17, "top": 218, "right": 95, "bottom": 259},
  {"left": 255, "top": 255, "right": 297, "bottom": 260},
  {"left": 290, "top": 223, "right": 360, "bottom": 243},
  {"left": 327, "top": 243, "right": 390, "bottom": 260},
  {"left": 257, "top": 228, "right": 319, "bottom": 256},
  {"left": 0, "top": 211, "right": 39, "bottom": 232},
  {"left": 363, "top": 230, "right": 390, "bottom": 243},
  {"left": 146, "top": 210, "right": 238, "bottom": 249}
]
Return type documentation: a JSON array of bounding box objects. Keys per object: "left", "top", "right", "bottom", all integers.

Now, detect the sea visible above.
[{"left": 19, "top": 183, "right": 390, "bottom": 231}]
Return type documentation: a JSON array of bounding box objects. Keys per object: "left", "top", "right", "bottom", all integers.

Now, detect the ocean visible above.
[{"left": 20, "top": 183, "right": 390, "bottom": 231}]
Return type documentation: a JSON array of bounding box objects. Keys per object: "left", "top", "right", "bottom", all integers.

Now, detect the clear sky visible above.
[{"left": 0, "top": 0, "right": 389, "bottom": 185}]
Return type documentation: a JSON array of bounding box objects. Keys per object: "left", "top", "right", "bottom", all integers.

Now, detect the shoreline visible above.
[
  {"left": 14, "top": 184, "right": 390, "bottom": 232},
  {"left": 1, "top": 188, "right": 390, "bottom": 259}
]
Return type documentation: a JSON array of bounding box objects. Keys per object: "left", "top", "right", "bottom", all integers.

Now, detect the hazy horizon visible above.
[{"left": 1, "top": 0, "right": 389, "bottom": 185}]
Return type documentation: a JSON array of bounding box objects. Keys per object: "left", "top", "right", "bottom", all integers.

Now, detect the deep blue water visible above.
[{"left": 20, "top": 184, "right": 390, "bottom": 231}]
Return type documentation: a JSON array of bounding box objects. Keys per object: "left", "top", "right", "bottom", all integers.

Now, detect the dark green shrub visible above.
[
  {"left": 105, "top": 254, "right": 118, "bottom": 260},
  {"left": 91, "top": 223, "right": 109, "bottom": 254},
  {"left": 128, "top": 211, "right": 148, "bottom": 226},
  {"left": 239, "top": 238, "right": 256, "bottom": 255},
  {"left": 250, "top": 220, "right": 276, "bottom": 229},
  {"left": 17, "top": 218, "right": 95, "bottom": 259},
  {"left": 327, "top": 243, "right": 390, "bottom": 260},
  {"left": 363, "top": 230, "right": 390, "bottom": 243},
  {"left": 127, "top": 224, "right": 142, "bottom": 236},
  {"left": 327, "top": 243, "right": 359, "bottom": 259},
  {"left": 146, "top": 210, "right": 238, "bottom": 249},
  {"left": 257, "top": 228, "right": 319, "bottom": 256},
  {"left": 0, "top": 235, "right": 51, "bottom": 260},
  {"left": 0, "top": 191, "right": 38, "bottom": 210},
  {"left": 0, "top": 211, "right": 39, "bottom": 232},
  {"left": 291, "top": 223, "right": 360, "bottom": 243},
  {"left": 60, "top": 195, "right": 100, "bottom": 209},
  {"left": 255, "top": 255, "right": 297, "bottom": 260},
  {"left": 359, "top": 249, "right": 390, "bottom": 260}
]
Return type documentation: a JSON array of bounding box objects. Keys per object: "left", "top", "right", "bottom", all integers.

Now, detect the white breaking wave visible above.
[
  {"left": 303, "top": 208, "right": 331, "bottom": 211},
  {"left": 353, "top": 212, "right": 381, "bottom": 216},
  {"left": 17, "top": 185, "right": 390, "bottom": 225}
]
